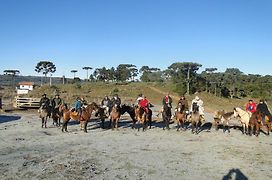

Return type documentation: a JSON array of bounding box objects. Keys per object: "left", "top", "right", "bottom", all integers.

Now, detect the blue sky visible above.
[{"left": 0, "top": 0, "right": 271, "bottom": 78}]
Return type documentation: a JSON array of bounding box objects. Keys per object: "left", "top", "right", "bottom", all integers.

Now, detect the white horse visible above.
[{"left": 233, "top": 107, "right": 250, "bottom": 134}]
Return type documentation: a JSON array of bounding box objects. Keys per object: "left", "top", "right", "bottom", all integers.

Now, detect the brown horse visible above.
[
  {"left": 51, "top": 106, "right": 62, "bottom": 126},
  {"left": 175, "top": 103, "right": 187, "bottom": 131},
  {"left": 110, "top": 105, "right": 121, "bottom": 130},
  {"left": 250, "top": 111, "right": 271, "bottom": 136},
  {"left": 38, "top": 103, "right": 50, "bottom": 128},
  {"left": 61, "top": 102, "right": 99, "bottom": 133},
  {"left": 249, "top": 111, "right": 262, "bottom": 136},
  {"left": 213, "top": 110, "right": 234, "bottom": 133},
  {"left": 135, "top": 106, "right": 152, "bottom": 131},
  {"left": 191, "top": 102, "right": 202, "bottom": 134}
]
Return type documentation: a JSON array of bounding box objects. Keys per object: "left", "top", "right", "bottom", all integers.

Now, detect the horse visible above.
[
  {"left": 38, "top": 103, "right": 50, "bottom": 128},
  {"left": 135, "top": 105, "right": 153, "bottom": 131},
  {"left": 110, "top": 105, "right": 121, "bottom": 130},
  {"left": 51, "top": 106, "right": 62, "bottom": 126},
  {"left": 250, "top": 111, "right": 271, "bottom": 136},
  {"left": 120, "top": 104, "right": 137, "bottom": 129},
  {"left": 94, "top": 106, "right": 107, "bottom": 129},
  {"left": 233, "top": 107, "right": 250, "bottom": 135},
  {"left": 249, "top": 111, "right": 262, "bottom": 136},
  {"left": 191, "top": 102, "right": 202, "bottom": 134},
  {"left": 162, "top": 106, "right": 172, "bottom": 130},
  {"left": 175, "top": 103, "right": 187, "bottom": 131},
  {"left": 213, "top": 110, "right": 234, "bottom": 133},
  {"left": 61, "top": 102, "right": 99, "bottom": 133}
]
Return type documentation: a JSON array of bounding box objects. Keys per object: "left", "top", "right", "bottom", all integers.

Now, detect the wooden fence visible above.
[{"left": 14, "top": 97, "right": 41, "bottom": 108}]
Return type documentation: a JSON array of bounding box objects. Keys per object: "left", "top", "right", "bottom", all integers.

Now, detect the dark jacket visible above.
[
  {"left": 111, "top": 97, "right": 121, "bottom": 107},
  {"left": 40, "top": 97, "right": 50, "bottom": 107},
  {"left": 257, "top": 103, "right": 271, "bottom": 116},
  {"left": 162, "top": 96, "right": 173, "bottom": 108},
  {"left": 176, "top": 99, "right": 189, "bottom": 110},
  {"left": 51, "top": 98, "right": 62, "bottom": 108}
]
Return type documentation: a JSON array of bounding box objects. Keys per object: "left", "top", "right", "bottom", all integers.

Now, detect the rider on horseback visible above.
[
  {"left": 51, "top": 94, "right": 63, "bottom": 110},
  {"left": 174, "top": 95, "right": 189, "bottom": 118},
  {"left": 190, "top": 96, "right": 205, "bottom": 120},
  {"left": 162, "top": 92, "right": 173, "bottom": 117},
  {"left": 256, "top": 99, "right": 272, "bottom": 123},
  {"left": 39, "top": 93, "right": 50, "bottom": 108},
  {"left": 74, "top": 97, "right": 82, "bottom": 120},
  {"left": 245, "top": 99, "right": 257, "bottom": 116},
  {"left": 139, "top": 95, "right": 149, "bottom": 117},
  {"left": 101, "top": 95, "right": 111, "bottom": 116},
  {"left": 111, "top": 94, "right": 121, "bottom": 110}
]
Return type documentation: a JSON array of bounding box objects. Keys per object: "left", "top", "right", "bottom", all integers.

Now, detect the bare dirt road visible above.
[{"left": 0, "top": 110, "right": 271, "bottom": 180}]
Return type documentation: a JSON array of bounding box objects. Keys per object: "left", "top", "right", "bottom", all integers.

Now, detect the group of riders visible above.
[
  {"left": 39, "top": 91, "right": 206, "bottom": 122},
  {"left": 39, "top": 92, "right": 271, "bottom": 124},
  {"left": 245, "top": 99, "right": 272, "bottom": 122}
]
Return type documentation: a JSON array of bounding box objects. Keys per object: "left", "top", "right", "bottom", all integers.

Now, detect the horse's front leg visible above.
[
  {"left": 177, "top": 121, "right": 180, "bottom": 131},
  {"left": 42, "top": 117, "right": 44, "bottom": 128},
  {"left": 116, "top": 119, "right": 119, "bottom": 130},
  {"left": 45, "top": 117, "right": 47, "bottom": 128},
  {"left": 84, "top": 121, "right": 88, "bottom": 133},
  {"left": 242, "top": 124, "right": 245, "bottom": 134},
  {"left": 191, "top": 122, "right": 195, "bottom": 134}
]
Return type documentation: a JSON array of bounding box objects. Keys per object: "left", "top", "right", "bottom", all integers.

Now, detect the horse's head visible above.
[
  {"left": 192, "top": 102, "right": 199, "bottom": 113},
  {"left": 233, "top": 107, "right": 239, "bottom": 118}
]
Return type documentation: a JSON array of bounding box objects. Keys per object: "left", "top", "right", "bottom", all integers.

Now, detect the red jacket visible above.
[
  {"left": 246, "top": 102, "right": 257, "bottom": 113},
  {"left": 139, "top": 99, "right": 149, "bottom": 108}
]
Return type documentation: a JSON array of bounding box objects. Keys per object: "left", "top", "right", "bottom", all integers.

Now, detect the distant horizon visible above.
[{"left": 1, "top": 0, "right": 271, "bottom": 78}]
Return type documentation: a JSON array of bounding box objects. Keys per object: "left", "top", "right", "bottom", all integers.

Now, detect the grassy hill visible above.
[
  {"left": 1, "top": 81, "right": 266, "bottom": 112},
  {"left": 21, "top": 82, "right": 254, "bottom": 113}
]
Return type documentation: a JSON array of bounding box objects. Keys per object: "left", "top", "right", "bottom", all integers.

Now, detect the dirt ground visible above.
[{"left": 0, "top": 108, "right": 271, "bottom": 180}]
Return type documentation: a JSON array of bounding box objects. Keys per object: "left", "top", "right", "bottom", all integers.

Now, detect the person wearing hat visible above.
[
  {"left": 190, "top": 96, "right": 205, "bottom": 119},
  {"left": 245, "top": 99, "right": 257, "bottom": 116},
  {"left": 51, "top": 94, "right": 63, "bottom": 109},
  {"left": 39, "top": 93, "right": 50, "bottom": 108},
  {"left": 256, "top": 99, "right": 271, "bottom": 122}
]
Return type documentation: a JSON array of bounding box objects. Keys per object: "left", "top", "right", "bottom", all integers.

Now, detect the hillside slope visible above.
[{"left": 25, "top": 82, "right": 250, "bottom": 113}]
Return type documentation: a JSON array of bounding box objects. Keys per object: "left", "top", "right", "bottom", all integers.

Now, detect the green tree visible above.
[
  {"left": 35, "top": 61, "right": 56, "bottom": 85},
  {"left": 115, "top": 64, "right": 136, "bottom": 82},
  {"left": 82, "top": 67, "right": 92, "bottom": 81},
  {"left": 3, "top": 69, "right": 20, "bottom": 87},
  {"left": 167, "top": 62, "right": 202, "bottom": 94},
  {"left": 140, "top": 66, "right": 161, "bottom": 82},
  {"left": 71, "top": 70, "right": 78, "bottom": 79}
]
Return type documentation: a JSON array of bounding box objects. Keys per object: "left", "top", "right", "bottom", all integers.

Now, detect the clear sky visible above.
[{"left": 0, "top": 0, "right": 271, "bottom": 78}]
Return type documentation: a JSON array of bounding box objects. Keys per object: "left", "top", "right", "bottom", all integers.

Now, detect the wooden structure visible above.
[{"left": 14, "top": 97, "right": 40, "bottom": 108}]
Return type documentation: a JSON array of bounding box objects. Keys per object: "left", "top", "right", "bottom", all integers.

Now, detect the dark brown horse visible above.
[
  {"left": 175, "top": 103, "right": 187, "bottom": 131},
  {"left": 51, "top": 106, "right": 62, "bottom": 126},
  {"left": 249, "top": 111, "right": 271, "bottom": 136},
  {"left": 120, "top": 104, "right": 137, "bottom": 129},
  {"left": 61, "top": 102, "right": 99, "bottom": 133},
  {"left": 94, "top": 106, "right": 107, "bottom": 129}
]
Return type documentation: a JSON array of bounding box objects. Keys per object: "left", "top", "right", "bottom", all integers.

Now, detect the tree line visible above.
[{"left": 3, "top": 61, "right": 272, "bottom": 99}]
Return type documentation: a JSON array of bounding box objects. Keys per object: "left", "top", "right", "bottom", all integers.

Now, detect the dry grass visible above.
[{"left": 2, "top": 82, "right": 265, "bottom": 113}]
